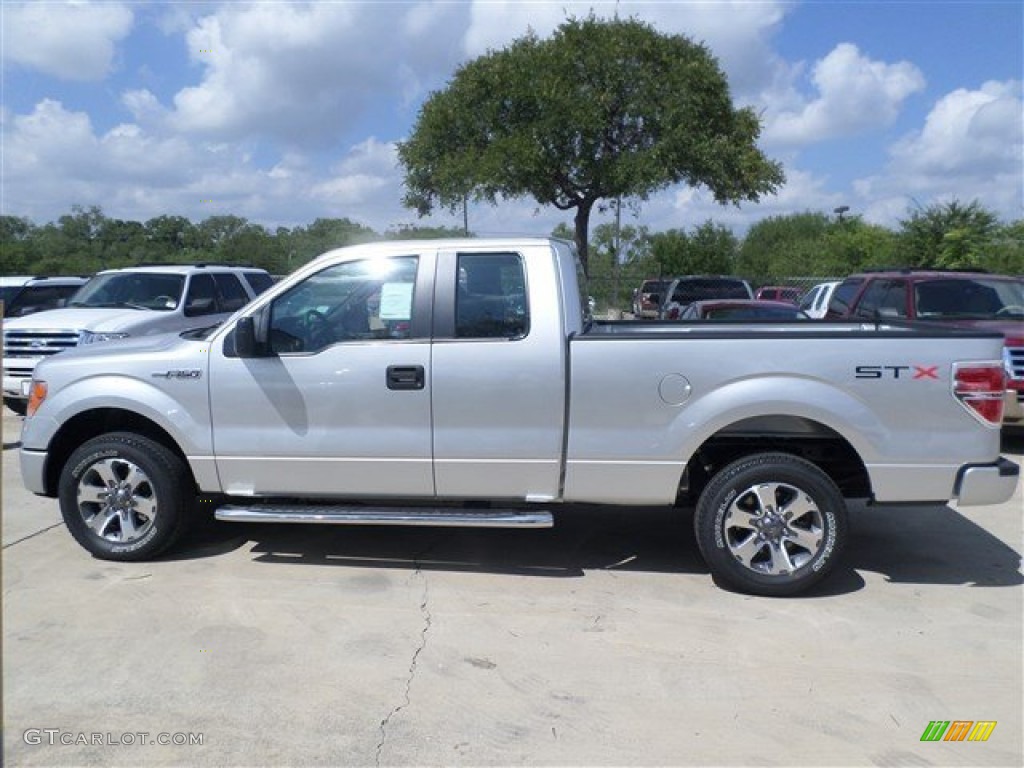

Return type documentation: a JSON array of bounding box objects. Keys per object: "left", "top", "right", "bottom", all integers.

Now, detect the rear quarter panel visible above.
[{"left": 564, "top": 326, "right": 1004, "bottom": 504}]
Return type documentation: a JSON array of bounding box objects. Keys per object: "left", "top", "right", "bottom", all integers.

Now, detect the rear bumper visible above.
[
  {"left": 1003, "top": 387, "right": 1023, "bottom": 425},
  {"left": 955, "top": 457, "right": 1019, "bottom": 506}
]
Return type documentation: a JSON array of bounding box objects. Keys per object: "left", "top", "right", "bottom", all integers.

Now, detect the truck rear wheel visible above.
[
  {"left": 58, "top": 432, "right": 194, "bottom": 561},
  {"left": 694, "top": 452, "right": 847, "bottom": 596}
]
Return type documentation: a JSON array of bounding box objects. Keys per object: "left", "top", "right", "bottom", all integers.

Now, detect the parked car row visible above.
[
  {"left": 658, "top": 276, "right": 754, "bottom": 320},
  {"left": 823, "top": 269, "right": 1024, "bottom": 429},
  {"left": 753, "top": 285, "right": 803, "bottom": 303},
  {"left": 631, "top": 269, "right": 1023, "bottom": 429},
  {"left": 3, "top": 264, "right": 273, "bottom": 415},
  {"left": 677, "top": 299, "right": 808, "bottom": 321}
]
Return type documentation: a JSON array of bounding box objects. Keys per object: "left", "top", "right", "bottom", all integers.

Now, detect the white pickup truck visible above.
[{"left": 19, "top": 238, "right": 1018, "bottom": 595}]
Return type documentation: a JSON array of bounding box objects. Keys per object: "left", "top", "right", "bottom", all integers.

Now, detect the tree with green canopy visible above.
[
  {"left": 398, "top": 14, "right": 784, "bottom": 274},
  {"left": 897, "top": 199, "right": 1001, "bottom": 269}
]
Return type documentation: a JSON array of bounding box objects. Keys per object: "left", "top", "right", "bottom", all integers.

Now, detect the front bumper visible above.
[
  {"left": 955, "top": 457, "right": 1020, "bottom": 506},
  {"left": 3, "top": 361, "right": 40, "bottom": 399},
  {"left": 20, "top": 448, "right": 49, "bottom": 496}
]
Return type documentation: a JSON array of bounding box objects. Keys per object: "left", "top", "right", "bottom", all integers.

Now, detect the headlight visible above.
[
  {"left": 27, "top": 380, "right": 47, "bottom": 417},
  {"left": 79, "top": 331, "right": 131, "bottom": 345}
]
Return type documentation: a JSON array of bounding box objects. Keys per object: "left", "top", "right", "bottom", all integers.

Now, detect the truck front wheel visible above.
[
  {"left": 694, "top": 453, "right": 847, "bottom": 597},
  {"left": 58, "top": 433, "right": 194, "bottom": 561}
]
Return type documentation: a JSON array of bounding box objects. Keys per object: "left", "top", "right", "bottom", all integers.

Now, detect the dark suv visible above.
[
  {"left": 0, "top": 276, "right": 88, "bottom": 318},
  {"left": 659, "top": 276, "right": 754, "bottom": 319},
  {"left": 825, "top": 269, "right": 1024, "bottom": 428}
]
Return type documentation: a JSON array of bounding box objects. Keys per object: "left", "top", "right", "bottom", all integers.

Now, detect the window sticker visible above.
[{"left": 379, "top": 282, "right": 414, "bottom": 320}]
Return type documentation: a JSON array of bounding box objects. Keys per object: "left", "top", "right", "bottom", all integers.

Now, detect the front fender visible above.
[{"left": 23, "top": 374, "right": 212, "bottom": 457}]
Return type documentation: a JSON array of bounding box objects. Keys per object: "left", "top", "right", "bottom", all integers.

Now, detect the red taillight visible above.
[{"left": 953, "top": 363, "right": 1005, "bottom": 426}]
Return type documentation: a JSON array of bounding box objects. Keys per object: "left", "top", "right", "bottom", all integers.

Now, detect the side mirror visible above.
[
  {"left": 235, "top": 316, "right": 258, "bottom": 357},
  {"left": 184, "top": 296, "right": 215, "bottom": 317}
]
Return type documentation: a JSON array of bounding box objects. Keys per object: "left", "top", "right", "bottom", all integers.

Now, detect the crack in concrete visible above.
[
  {"left": 2, "top": 522, "right": 65, "bottom": 550},
  {"left": 375, "top": 559, "right": 432, "bottom": 767}
]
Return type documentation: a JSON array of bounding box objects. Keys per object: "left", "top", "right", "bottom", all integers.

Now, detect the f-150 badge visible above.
[{"left": 151, "top": 369, "right": 202, "bottom": 379}]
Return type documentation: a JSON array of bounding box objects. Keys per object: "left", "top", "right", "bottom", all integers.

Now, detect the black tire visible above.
[
  {"left": 4, "top": 397, "right": 27, "bottom": 416},
  {"left": 58, "top": 432, "right": 195, "bottom": 561},
  {"left": 694, "top": 452, "right": 847, "bottom": 597}
]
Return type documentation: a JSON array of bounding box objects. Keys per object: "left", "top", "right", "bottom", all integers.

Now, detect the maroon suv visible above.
[
  {"left": 825, "top": 269, "right": 1024, "bottom": 428},
  {"left": 632, "top": 279, "right": 670, "bottom": 319}
]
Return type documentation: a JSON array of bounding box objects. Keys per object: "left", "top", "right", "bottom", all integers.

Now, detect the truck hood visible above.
[
  {"left": 34, "top": 331, "right": 201, "bottom": 378},
  {"left": 2, "top": 306, "right": 171, "bottom": 334}
]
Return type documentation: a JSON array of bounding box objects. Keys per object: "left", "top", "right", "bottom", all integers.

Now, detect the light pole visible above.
[{"left": 834, "top": 205, "right": 850, "bottom": 223}]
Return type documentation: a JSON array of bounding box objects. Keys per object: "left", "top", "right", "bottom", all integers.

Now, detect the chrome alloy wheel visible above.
[
  {"left": 723, "top": 482, "right": 824, "bottom": 576},
  {"left": 76, "top": 457, "right": 158, "bottom": 543}
]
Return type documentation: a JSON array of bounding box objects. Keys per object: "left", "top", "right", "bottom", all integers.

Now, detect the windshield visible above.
[
  {"left": 70, "top": 273, "right": 186, "bottom": 311},
  {"left": 642, "top": 280, "right": 668, "bottom": 294},
  {"left": 915, "top": 278, "right": 1024, "bottom": 320},
  {"left": 0, "top": 286, "right": 24, "bottom": 305},
  {"left": 705, "top": 306, "right": 807, "bottom": 320},
  {"left": 672, "top": 279, "right": 750, "bottom": 303}
]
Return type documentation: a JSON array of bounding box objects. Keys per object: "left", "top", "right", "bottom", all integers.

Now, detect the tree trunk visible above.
[{"left": 573, "top": 201, "right": 594, "bottom": 276}]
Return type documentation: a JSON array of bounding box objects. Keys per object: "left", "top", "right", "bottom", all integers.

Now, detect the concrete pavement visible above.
[{"left": 3, "top": 407, "right": 1021, "bottom": 766}]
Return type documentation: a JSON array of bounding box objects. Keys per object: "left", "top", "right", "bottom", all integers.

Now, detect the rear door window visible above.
[
  {"left": 185, "top": 274, "right": 218, "bottom": 316},
  {"left": 242, "top": 271, "right": 274, "bottom": 296},
  {"left": 853, "top": 280, "right": 888, "bottom": 318},
  {"left": 455, "top": 253, "right": 529, "bottom": 339},
  {"left": 213, "top": 273, "right": 250, "bottom": 312}
]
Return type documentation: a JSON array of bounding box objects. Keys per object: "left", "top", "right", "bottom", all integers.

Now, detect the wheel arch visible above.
[
  {"left": 43, "top": 408, "right": 195, "bottom": 497},
  {"left": 679, "top": 414, "right": 872, "bottom": 505}
]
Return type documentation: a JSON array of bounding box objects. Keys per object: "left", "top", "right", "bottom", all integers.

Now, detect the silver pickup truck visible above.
[{"left": 18, "top": 237, "right": 1019, "bottom": 595}]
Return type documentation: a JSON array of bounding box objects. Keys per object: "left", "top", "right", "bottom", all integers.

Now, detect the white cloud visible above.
[
  {"left": 1, "top": 1, "right": 133, "bottom": 81},
  {"left": 121, "top": 89, "right": 168, "bottom": 126},
  {"left": 765, "top": 43, "right": 925, "bottom": 146},
  {"left": 151, "top": 1, "right": 791, "bottom": 150},
  {"left": 162, "top": 2, "right": 466, "bottom": 147},
  {"left": 464, "top": 1, "right": 790, "bottom": 101},
  {"left": 4, "top": 99, "right": 240, "bottom": 219},
  {"left": 312, "top": 139, "right": 400, "bottom": 207},
  {"left": 889, "top": 80, "right": 1022, "bottom": 177},
  {"left": 853, "top": 80, "right": 1023, "bottom": 224},
  {"left": 1, "top": 98, "right": 415, "bottom": 232}
]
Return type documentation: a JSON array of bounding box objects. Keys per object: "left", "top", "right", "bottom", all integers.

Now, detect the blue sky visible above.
[{"left": 2, "top": 1, "right": 1021, "bottom": 240}]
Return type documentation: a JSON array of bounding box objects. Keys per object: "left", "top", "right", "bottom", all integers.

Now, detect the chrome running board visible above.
[{"left": 215, "top": 504, "right": 553, "bottom": 529}]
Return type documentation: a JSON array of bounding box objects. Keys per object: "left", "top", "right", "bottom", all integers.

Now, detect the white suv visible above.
[
  {"left": 798, "top": 281, "right": 840, "bottom": 319},
  {"left": 3, "top": 264, "right": 272, "bottom": 414}
]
